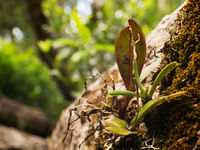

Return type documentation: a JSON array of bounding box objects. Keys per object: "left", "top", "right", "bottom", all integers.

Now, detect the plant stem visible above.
[{"left": 134, "top": 61, "right": 146, "bottom": 96}]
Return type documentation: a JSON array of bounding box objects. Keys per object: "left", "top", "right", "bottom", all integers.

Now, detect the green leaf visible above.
[
  {"left": 130, "top": 91, "right": 186, "bottom": 129},
  {"left": 148, "top": 62, "right": 178, "bottom": 98},
  {"left": 105, "top": 127, "right": 137, "bottom": 136},
  {"left": 71, "top": 49, "right": 90, "bottom": 63},
  {"left": 52, "top": 38, "right": 79, "bottom": 48},
  {"left": 71, "top": 9, "right": 91, "bottom": 44},
  {"left": 50, "top": 69, "right": 62, "bottom": 78},
  {"left": 140, "top": 59, "right": 160, "bottom": 81},
  {"left": 38, "top": 40, "right": 51, "bottom": 53},
  {"left": 109, "top": 90, "right": 137, "bottom": 97},
  {"left": 93, "top": 44, "right": 114, "bottom": 52},
  {"left": 55, "top": 48, "right": 71, "bottom": 62},
  {"left": 102, "top": 116, "right": 127, "bottom": 128},
  {"left": 108, "top": 90, "right": 145, "bottom": 98}
]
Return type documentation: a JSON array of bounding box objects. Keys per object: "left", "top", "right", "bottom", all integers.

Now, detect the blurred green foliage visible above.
[
  {"left": 42, "top": 0, "right": 185, "bottom": 42},
  {"left": 0, "top": 0, "right": 185, "bottom": 119},
  {"left": 0, "top": 0, "right": 35, "bottom": 47},
  {"left": 0, "top": 38, "right": 66, "bottom": 119},
  {"left": 40, "top": 0, "right": 185, "bottom": 90}
]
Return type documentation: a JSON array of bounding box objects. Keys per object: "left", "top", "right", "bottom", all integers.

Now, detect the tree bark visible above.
[
  {"left": 0, "top": 124, "right": 48, "bottom": 150},
  {"left": 49, "top": 1, "right": 190, "bottom": 149},
  {"left": 0, "top": 93, "right": 54, "bottom": 137}
]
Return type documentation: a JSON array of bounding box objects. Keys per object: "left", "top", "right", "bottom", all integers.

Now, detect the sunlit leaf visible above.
[
  {"left": 93, "top": 44, "right": 114, "bottom": 52},
  {"left": 102, "top": 116, "right": 127, "bottom": 128},
  {"left": 38, "top": 40, "right": 51, "bottom": 53},
  {"left": 140, "top": 59, "right": 160, "bottom": 81},
  {"left": 105, "top": 127, "right": 137, "bottom": 136},
  {"left": 103, "top": 1, "right": 114, "bottom": 19},
  {"left": 71, "top": 49, "right": 90, "bottom": 63},
  {"left": 52, "top": 38, "right": 79, "bottom": 48},
  {"left": 50, "top": 69, "right": 61, "bottom": 78},
  {"left": 55, "top": 48, "right": 71, "bottom": 62},
  {"left": 71, "top": 9, "right": 91, "bottom": 44}
]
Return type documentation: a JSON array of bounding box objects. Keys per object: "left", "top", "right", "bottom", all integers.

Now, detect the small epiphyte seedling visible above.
[
  {"left": 102, "top": 19, "right": 186, "bottom": 136},
  {"left": 115, "top": 19, "right": 146, "bottom": 119}
]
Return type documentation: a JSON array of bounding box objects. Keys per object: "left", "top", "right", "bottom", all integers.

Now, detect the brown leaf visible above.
[
  {"left": 115, "top": 26, "right": 134, "bottom": 90},
  {"left": 128, "top": 19, "right": 146, "bottom": 75},
  {"left": 115, "top": 19, "right": 146, "bottom": 91}
]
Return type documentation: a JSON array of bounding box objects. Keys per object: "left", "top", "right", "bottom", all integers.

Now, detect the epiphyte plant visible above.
[
  {"left": 114, "top": 19, "right": 146, "bottom": 119},
  {"left": 102, "top": 19, "right": 186, "bottom": 135}
]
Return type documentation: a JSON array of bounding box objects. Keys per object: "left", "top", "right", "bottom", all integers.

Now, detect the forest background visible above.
[{"left": 0, "top": 0, "right": 185, "bottom": 121}]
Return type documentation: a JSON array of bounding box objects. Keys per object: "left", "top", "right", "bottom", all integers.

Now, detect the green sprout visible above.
[
  {"left": 103, "top": 19, "right": 186, "bottom": 136},
  {"left": 103, "top": 61, "right": 186, "bottom": 135}
]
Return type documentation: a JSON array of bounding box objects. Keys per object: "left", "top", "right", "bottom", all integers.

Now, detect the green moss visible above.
[
  {"left": 147, "top": 0, "right": 200, "bottom": 149},
  {"left": 96, "top": 1, "right": 200, "bottom": 149}
]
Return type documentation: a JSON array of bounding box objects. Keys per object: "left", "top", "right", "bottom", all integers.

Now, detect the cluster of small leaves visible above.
[
  {"left": 104, "top": 61, "right": 186, "bottom": 135},
  {"left": 103, "top": 19, "right": 186, "bottom": 136}
]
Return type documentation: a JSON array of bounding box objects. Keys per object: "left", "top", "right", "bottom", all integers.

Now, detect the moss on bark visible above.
[{"left": 147, "top": 0, "right": 200, "bottom": 149}]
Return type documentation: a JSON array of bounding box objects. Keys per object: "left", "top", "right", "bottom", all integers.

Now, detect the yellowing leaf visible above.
[
  {"left": 102, "top": 116, "right": 127, "bottom": 128},
  {"left": 38, "top": 40, "right": 51, "bottom": 53},
  {"left": 105, "top": 127, "right": 137, "bottom": 136},
  {"left": 93, "top": 44, "right": 114, "bottom": 52}
]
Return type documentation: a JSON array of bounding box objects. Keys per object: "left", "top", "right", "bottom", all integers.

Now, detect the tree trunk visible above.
[
  {"left": 25, "top": 0, "right": 75, "bottom": 101},
  {"left": 0, "top": 93, "right": 54, "bottom": 137},
  {"left": 49, "top": 0, "right": 200, "bottom": 149},
  {"left": 0, "top": 124, "right": 48, "bottom": 150}
]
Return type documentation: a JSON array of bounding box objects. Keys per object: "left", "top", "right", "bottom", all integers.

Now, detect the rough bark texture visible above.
[
  {"left": 0, "top": 93, "right": 54, "bottom": 137},
  {"left": 0, "top": 124, "right": 48, "bottom": 150},
  {"left": 50, "top": 0, "right": 200, "bottom": 149},
  {"left": 50, "top": 1, "right": 187, "bottom": 150}
]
